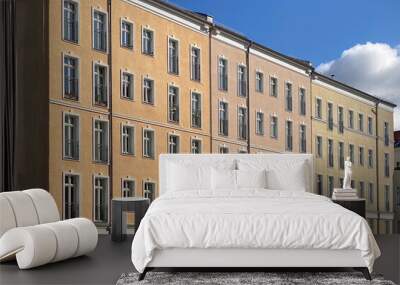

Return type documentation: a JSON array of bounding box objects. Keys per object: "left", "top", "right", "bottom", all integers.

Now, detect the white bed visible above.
[{"left": 131, "top": 154, "right": 380, "bottom": 280}]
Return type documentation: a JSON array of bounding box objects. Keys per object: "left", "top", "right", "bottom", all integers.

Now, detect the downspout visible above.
[
  {"left": 246, "top": 42, "right": 252, "bottom": 153},
  {"left": 375, "top": 101, "right": 380, "bottom": 234},
  {"left": 107, "top": 0, "right": 113, "bottom": 231},
  {"left": 208, "top": 25, "right": 214, "bottom": 153}
]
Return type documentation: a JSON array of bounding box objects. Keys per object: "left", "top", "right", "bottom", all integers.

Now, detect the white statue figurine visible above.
[{"left": 343, "top": 156, "right": 352, "bottom": 189}]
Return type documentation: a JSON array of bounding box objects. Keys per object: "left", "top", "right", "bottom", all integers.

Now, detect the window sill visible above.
[
  {"left": 142, "top": 156, "right": 155, "bottom": 160},
  {"left": 63, "top": 157, "right": 80, "bottom": 162},
  {"left": 121, "top": 45, "right": 134, "bottom": 50},
  {"left": 120, "top": 96, "right": 134, "bottom": 102},
  {"left": 142, "top": 101, "right": 155, "bottom": 106},
  {"left": 142, "top": 52, "right": 154, "bottom": 57},
  {"left": 62, "top": 39, "right": 79, "bottom": 46},
  {"left": 63, "top": 95, "right": 79, "bottom": 102},
  {"left": 168, "top": 71, "right": 180, "bottom": 77},
  {"left": 121, "top": 153, "right": 135, "bottom": 157},
  {"left": 92, "top": 47, "right": 108, "bottom": 54}
]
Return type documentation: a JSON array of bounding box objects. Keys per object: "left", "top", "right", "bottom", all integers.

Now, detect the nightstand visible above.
[{"left": 332, "top": 198, "right": 366, "bottom": 218}]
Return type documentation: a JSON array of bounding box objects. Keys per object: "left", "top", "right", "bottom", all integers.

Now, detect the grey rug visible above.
[{"left": 117, "top": 272, "right": 396, "bottom": 285}]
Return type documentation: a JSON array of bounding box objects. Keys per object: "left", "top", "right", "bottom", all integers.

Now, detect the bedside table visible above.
[{"left": 332, "top": 198, "right": 366, "bottom": 218}]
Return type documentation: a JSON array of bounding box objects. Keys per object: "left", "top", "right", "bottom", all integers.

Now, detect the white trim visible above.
[
  {"left": 92, "top": 61, "right": 110, "bottom": 108},
  {"left": 62, "top": 52, "right": 80, "bottom": 101},
  {"left": 62, "top": 0, "right": 80, "bottom": 44},
  {"left": 121, "top": 177, "right": 136, "bottom": 197},
  {"left": 142, "top": 127, "right": 155, "bottom": 159},
  {"left": 120, "top": 17, "right": 134, "bottom": 49},
  {"left": 62, "top": 111, "right": 80, "bottom": 161},
  {"left": 91, "top": 7, "right": 108, "bottom": 53},
  {"left": 167, "top": 132, "right": 180, "bottom": 154},
  {"left": 142, "top": 75, "right": 155, "bottom": 105},
  {"left": 167, "top": 84, "right": 180, "bottom": 124},
  {"left": 92, "top": 117, "right": 110, "bottom": 164},
  {"left": 120, "top": 123, "right": 135, "bottom": 156},
  {"left": 378, "top": 103, "right": 395, "bottom": 112},
  {"left": 189, "top": 44, "right": 201, "bottom": 82},
  {"left": 120, "top": 69, "right": 134, "bottom": 101},
  {"left": 190, "top": 137, "right": 203, "bottom": 154},
  {"left": 167, "top": 36, "right": 180, "bottom": 75},
  {"left": 255, "top": 110, "right": 264, "bottom": 136},
  {"left": 62, "top": 171, "right": 81, "bottom": 220},
  {"left": 92, "top": 174, "right": 110, "bottom": 224},
  {"left": 212, "top": 33, "right": 246, "bottom": 50},
  {"left": 141, "top": 26, "right": 155, "bottom": 56},
  {"left": 190, "top": 90, "right": 202, "bottom": 129}
]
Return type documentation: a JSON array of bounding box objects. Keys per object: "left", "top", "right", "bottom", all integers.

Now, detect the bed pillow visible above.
[
  {"left": 236, "top": 169, "right": 268, "bottom": 189},
  {"left": 266, "top": 161, "right": 307, "bottom": 191},
  {"left": 212, "top": 168, "right": 237, "bottom": 190},
  {"left": 167, "top": 163, "right": 212, "bottom": 191}
]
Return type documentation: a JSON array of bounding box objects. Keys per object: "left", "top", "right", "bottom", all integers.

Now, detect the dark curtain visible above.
[{"left": 0, "top": 0, "right": 16, "bottom": 192}]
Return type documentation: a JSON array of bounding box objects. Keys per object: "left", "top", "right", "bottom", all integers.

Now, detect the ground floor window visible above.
[
  {"left": 94, "top": 176, "right": 109, "bottom": 223},
  {"left": 64, "top": 174, "right": 79, "bottom": 219},
  {"left": 122, "top": 179, "right": 135, "bottom": 197},
  {"left": 144, "top": 182, "right": 155, "bottom": 202}
]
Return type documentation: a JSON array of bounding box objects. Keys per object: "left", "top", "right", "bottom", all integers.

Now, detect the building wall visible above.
[{"left": 394, "top": 146, "right": 400, "bottom": 233}]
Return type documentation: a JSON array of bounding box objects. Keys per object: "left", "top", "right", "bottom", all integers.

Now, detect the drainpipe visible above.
[
  {"left": 246, "top": 42, "right": 252, "bottom": 153},
  {"left": 208, "top": 25, "right": 214, "bottom": 153},
  {"left": 374, "top": 101, "right": 380, "bottom": 234},
  {"left": 107, "top": 0, "right": 113, "bottom": 232}
]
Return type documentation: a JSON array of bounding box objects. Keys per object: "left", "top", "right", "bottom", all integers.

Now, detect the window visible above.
[
  {"left": 316, "top": 175, "right": 323, "bottom": 195},
  {"left": 368, "top": 149, "right": 374, "bottom": 168},
  {"left": 63, "top": 0, "right": 78, "bottom": 43},
  {"left": 237, "top": 65, "right": 247, "bottom": 97},
  {"left": 285, "top": 120, "right": 293, "bottom": 151},
  {"left": 384, "top": 122, "right": 389, "bottom": 146},
  {"left": 143, "top": 129, "right": 155, "bottom": 158},
  {"left": 64, "top": 174, "right": 79, "bottom": 219},
  {"left": 315, "top": 98, "right": 322, "bottom": 119},
  {"left": 64, "top": 114, "right": 79, "bottom": 160},
  {"left": 368, "top": 117, "right": 373, "bottom": 135},
  {"left": 270, "top": 77, "right": 278, "bottom": 97},
  {"left": 121, "top": 125, "right": 134, "bottom": 155},
  {"left": 328, "top": 139, "right": 334, "bottom": 167},
  {"left": 191, "top": 139, "right": 201, "bottom": 154},
  {"left": 93, "top": 120, "right": 108, "bottom": 163},
  {"left": 92, "top": 10, "right": 107, "bottom": 51},
  {"left": 93, "top": 64, "right": 108, "bottom": 106},
  {"left": 143, "top": 78, "right": 154, "bottom": 104},
  {"left": 349, "top": 144, "right": 354, "bottom": 163},
  {"left": 348, "top": 110, "right": 354, "bottom": 129},
  {"left": 359, "top": 146, "right": 364, "bottom": 166},
  {"left": 191, "top": 46, "right": 201, "bottom": 81},
  {"left": 328, "top": 176, "right": 334, "bottom": 197},
  {"left": 63, "top": 55, "right": 79, "bottom": 100},
  {"left": 120, "top": 20, "right": 133, "bottom": 48},
  {"left": 218, "top": 58, "right": 228, "bottom": 91},
  {"left": 168, "top": 86, "right": 179, "bottom": 123},
  {"left": 255, "top": 72, "right": 263, "bottom": 93},
  {"left": 143, "top": 182, "right": 155, "bottom": 202},
  {"left": 93, "top": 176, "right": 109, "bottom": 223},
  {"left": 299, "top": 88, "right": 306, "bottom": 116},
  {"left": 168, "top": 38, "right": 179, "bottom": 74},
  {"left": 299, "top": 125, "right": 306, "bottom": 153},
  {"left": 191, "top": 92, "right": 201, "bottom": 128},
  {"left": 270, "top": 116, "right": 278, "bottom": 139},
  {"left": 339, "top": 142, "right": 344, "bottom": 169},
  {"left": 219, "top": 101, "right": 228, "bottom": 136},
  {"left": 359, "top": 181, "right": 365, "bottom": 198},
  {"left": 121, "top": 72, "right": 133, "bottom": 100},
  {"left": 285, "top": 82, "right": 292, "bottom": 111},
  {"left": 385, "top": 185, "right": 390, "bottom": 211},
  {"left": 122, "top": 179, "right": 135, "bottom": 197},
  {"left": 316, "top": 136, "right": 323, "bottom": 158},
  {"left": 351, "top": 180, "right": 355, "bottom": 189},
  {"left": 368, "top": 183, "right": 374, "bottom": 204},
  {"left": 327, "top": 103, "right": 333, "bottom": 130},
  {"left": 384, "top": 153, "right": 390, "bottom": 177},
  {"left": 338, "top": 106, "right": 344, "bottom": 133},
  {"left": 238, "top": 107, "right": 247, "bottom": 140},
  {"left": 142, "top": 28, "right": 154, "bottom": 55},
  {"left": 168, "top": 134, "right": 180, "bottom": 153},
  {"left": 339, "top": 178, "right": 344, "bottom": 188},
  {"left": 219, "top": 145, "right": 229, "bottom": 154},
  {"left": 358, "top": 113, "right": 364, "bottom": 132},
  {"left": 256, "top": 112, "right": 264, "bottom": 135}
]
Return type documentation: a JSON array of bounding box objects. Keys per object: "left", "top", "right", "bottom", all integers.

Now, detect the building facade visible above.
[
  {"left": 12, "top": 0, "right": 396, "bottom": 233},
  {"left": 394, "top": 131, "right": 400, "bottom": 233}
]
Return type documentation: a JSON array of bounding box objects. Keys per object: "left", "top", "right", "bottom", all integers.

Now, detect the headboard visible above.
[{"left": 159, "top": 154, "right": 314, "bottom": 195}]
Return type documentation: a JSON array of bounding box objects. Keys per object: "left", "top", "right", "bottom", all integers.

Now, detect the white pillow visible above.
[
  {"left": 236, "top": 169, "right": 267, "bottom": 189},
  {"left": 212, "top": 168, "right": 237, "bottom": 190},
  {"left": 266, "top": 162, "right": 307, "bottom": 191},
  {"left": 167, "top": 163, "right": 211, "bottom": 191}
]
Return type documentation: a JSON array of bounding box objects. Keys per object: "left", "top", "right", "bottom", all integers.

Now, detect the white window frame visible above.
[
  {"left": 348, "top": 109, "right": 354, "bottom": 129},
  {"left": 367, "top": 116, "right": 373, "bottom": 135},
  {"left": 299, "top": 124, "right": 307, "bottom": 153},
  {"left": 359, "top": 146, "right": 365, "bottom": 166},
  {"left": 62, "top": 53, "right": 80, "bottom": 101},
  {"left": 237, "top": 106, "right": 247, "bottom": 140},
  {"left": 62, "top": 172, "right": 81, "bottom": 219},
  {"left": 315, "top": 97, "right": 322, "bottom": 119},
  {"left": 142, "top": 76, "right": 155, "bottom": 105},
  {"left": 190, "top": 137, "right": 202, "bottom": 154},
  {"left": 120, "top": 18, "right": 134, "bottom": 49},
  {"left": 219, "top": 145, "right": 229, "bottom": 154},
  {"left": 270, "top": 115, "right": 278, "bottom": 139},
  {"left": 143, "top": 180, "right": 156, "bottom": 202},
  {"left": 269, "top": 75, "right": 278, "bottom": 97},
  {"left": 92, "top": 175, "right": 110, "bottom": 224},
  {"left": 327, "top": 139, "right": 334, "bottom": 167},
  {"left": 190, "top": 45, "right": 201, "bottom": 82},
  {"left": 358, "top": 112, "right": 364, "bottom": 132},
  {"left": 167, "top": 84, "right": 180, "bottom": 123},
  {"left": 141, "top": 26, "right": 155, "bottom": 56},
  {"left": 92, "top": 61, "right": 109, "bottom": 107},
  {"left": 218, "top": 56, "right": 228, "bottom": 91},
  {"left": 190, "top": 91, "right": 202, "bottom": 129},
  {"left": 121, "top": 123, "right": 135, "bottom": 156},
  {"left": 168, "top": 133, "right": 180, "bottom": 154},
  {"left": 63, "top": 112, "right": 80, "bottom": 160},
  {"left": 91, "top": 8, "right": 108, "bottom": 53},
  {"left": 237, "top": 64, "right": 247, "bottom": 97},
  {"left": 120, "top": 70, "right": 134, "bottom": 100},
  {"left": 299, "top": 87, "right": 306, "bottom": 116},
  {"left": 121, "top": 178, "right": 135, "bottom": 198},
  {"left": 316, "top": 135, "right": 323, "bottom": 158},
  {"left": 62, "top": 0, "right": 80, "bottom": 43},
  {"left": 349, "top": 143, "right": 355, "bottom": 163},
  {"left": 167, "top": 36, "right": 180, "bottom": 75},
  {"left": 255, "top": 71, "right": 264, "bottom": 93},
  {"left": 285, "top": 120, "right": 293, "bottom": 152},
  {"left": 285, "top": 81, "right": 293, "bottom": 112},
  {"left": 368, "top": 149, "right": 374, "bottom": 168},
  {"left": 255, "top": 111, "right": 264, "bottom": 136},
  {"left": 142, "top": 128, "right": 155, "bottom": 159},
  {"left": 218, "top": 100, "right": 229, "bottom": 136},
  {"left": 92, "top": 118, "right": 109, "bottom": 163}
]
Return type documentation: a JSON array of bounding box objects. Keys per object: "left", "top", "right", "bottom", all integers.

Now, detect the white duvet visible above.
[{"left": 131, "top": 189, "right": 380, "bottom": 273}]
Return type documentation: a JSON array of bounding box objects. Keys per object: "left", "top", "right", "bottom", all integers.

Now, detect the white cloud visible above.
[{"left": 316, "top": 42, "right": 400, "bottom": 131}]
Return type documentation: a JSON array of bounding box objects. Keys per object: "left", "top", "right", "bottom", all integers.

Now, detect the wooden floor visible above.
[{"left": 0, "top": 235, "right": 398, "bottom": 285}]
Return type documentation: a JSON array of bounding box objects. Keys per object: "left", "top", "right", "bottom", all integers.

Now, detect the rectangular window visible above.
[
  {"left": 270, "top": 77, "right": 278, "bottom": 97},
  {"left": 168, "top": 135, "right": 180, "bottom": 154},
  {"left": 316, "top": 136, "right": 323, "bottom": 158},
  {"left": 93, "top": 64, "right": 108, "bottom": 106},
  {"left": 359, "top": 181, "right": 365, "bottom": 198},
  {"left": 63, "top": 0, "right": 78, "bottom": 43},
  {"left": 219, "top": 101, "right": 228, "bottom": 136},
  {"left": 328, "top": 176, "right": 334, "bottom": 197},
  {"left": 349, "top": 144, "right": 354, "bottom": 163},
  {"left": 299, "top": 88, "right": 306, "bottom": 116},
  {"left": 285, "top": 120, "right": 293, "bottom": 151},
  {"left": 121, "top": 125, "right": 134, "bottom": 155},
  {"left": 285, "top": 82, "right": 292, "bottom": 111},
  {"left": 143, "top": 182, "right": 155, "bottom": 202},
  {"left": 218, "top": 58, "right": 228, "bottom": 91},
  {"left": 142, "top": 28, "right": 154, "bottom": 55},
  {"left": 64, "top": 55, "right": 79, "bottom": 100},
  {"left": 143, "top": 129, "right": 155, "bottom": 158},
  {"left": 316, "top": 175, "right": 323, "bottom": 195},
  {"left": 384, "top": 122, "right": 389, "bottom": 146},
  {"left": 368, "top": 149, "right": 374, "bottom": 168},
  {"left": 93, "top": 176, "right": 109, "bottom": 223},
  {"left": 219, "top": 145, "right": 229, "bottom": 154},
  {"left": 191, "top": 92, "right": 201, "bottom": 128},
  {"left": 338, "top": 106, "right": 344, "bottom": 133},
  {"left": 122, "top": 179, "right": 135, "bottom": 197},
  {"left": 348, "top": 110, "right": 354, "bottom": 129},
  {"left": 93, "top": 10, "right": 107, "bottom": 51},
  {"left": 238, "top": 107, "right": 247, "bottom": 140},
  {"left": 270, "top": 116, "right": 278, "bottom": 139},
  {"left": 368, "top": 117, "right": 373, "bottom": 135},
  {"left": 385, "top": 185, "right": 390, "bottom": 211},
  {"left": 93, "top": 120, "right": 108, "bottom": 163},
  {"left": 121, "top": 20, "right": 133, "bottom": 48},
  {"left": 359, "top": 146, "right": 364, "bottom": 166},
  {"left": 369, "top": 183, "right": 374, "bottom": 204},
  {"left": 328, "top": 139, "right": 334, "bottom": 167},
  {"left": 327, "top": 102, "right": 333, "bottom": 130},
  {"left": 168, "top": 86, "right": 179, "bottom": 123},
  {"left": 64, "top": 114, "right": 79, "bottom": 160},
  {"left": 299, "top": 125, "right": 306, "bottom": 153},
  {"left": 358, "top": 113, "right": 364, "bottom": 132},
  {"left": 255, "top": 72, "right": 264, "bottom": 93},
  {"left": 191, "top": 47, "right": 201, "bottom": 81},
  {"left": 384, "top": 153, "right": 390, "bottom": 177},
  {"left": 64, "top": 174, "right": 79, "bottom": 219},
  {"left": 237, "top": 65, "right": 247, "bottom": 97},
  {"left": 121, "top": 72, "right": 133, "bottom": 100},
  {"left": 315, "top": 98, "right": 322, "bottom": 119},
  {"left": 191, "top": 139, "right": 201, "bottom": 154},
  {"left": 256, "top": 112, "right": 264, "bottom": 135},
  {"left": 339, "top": 142, "right": 344, "bottom": 169},
  {"left": 143, "top": 78, "right": 154, "bottom": 104},
  {"left": 168, "top": 38, "right": 179, "bottom": 74}
]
